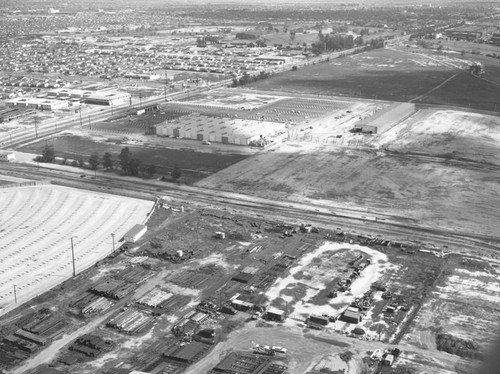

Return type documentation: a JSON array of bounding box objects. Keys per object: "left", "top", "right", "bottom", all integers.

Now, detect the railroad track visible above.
[{"left": 1, "top": 162, "right": 499, "bottom": 256}]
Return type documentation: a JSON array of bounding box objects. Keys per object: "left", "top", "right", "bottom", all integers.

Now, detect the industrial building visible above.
[
  {"left": 445, "top": 30, "right": 483, "bottom": 41},
  {"left": 155, "top": 114, "right": 285, "bottom": 146},
  {"left": 352, "top": 102, "right": 415, "bottom": 134},
  {"left": 6, "top": 97, "right": 69, "bottom": 111},
  {"left": 123, "top": 224, "right": 147, "bottom": 243},
  {"left": 85, "top": 91, "right": 131, "bottom": 106},
  {"left": 47, "top": 88, "right": 95, "bottom": 99}
]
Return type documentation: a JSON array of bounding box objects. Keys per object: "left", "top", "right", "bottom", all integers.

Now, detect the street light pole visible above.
[
  {"left": 13, "top": 284, "right": 17, "bottom": 304},
  {"left": 70, "top": 237, "right": 76, "bottom": 277},
  {"left": 111, "top": 233, "right": 115, "bottom": 254}
]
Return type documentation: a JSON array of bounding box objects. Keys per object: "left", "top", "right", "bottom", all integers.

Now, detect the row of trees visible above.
[
  {"left": 311, "top": 32, "right": 359, "bottom": 55},
  {"left": 231, "top": 70, "right": 271, "bottom": 87},
  {"left": 37, "top": 145, "right": 182, "bottom": 181}
]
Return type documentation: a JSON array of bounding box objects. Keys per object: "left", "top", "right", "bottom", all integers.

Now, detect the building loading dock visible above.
[
  {"left": 352, "top": 102, "right": 415, "bottom": 134},
  {"left": 155, "top": 113, "right": 285, "bottom": 146}
]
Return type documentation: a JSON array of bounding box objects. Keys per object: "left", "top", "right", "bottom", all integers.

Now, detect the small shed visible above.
[
  {"left": 231, "top": 299, "right": 253, "bottom": 311},
  {"left": 340, "top": 306, "right": 362, "bottom": 324},
  {"left": 123, "top": 224, "right": 147, "bottom": 243},
  {"left": 231, "top": 272, "right": 254, "bottom": 284},
  {"left": 383, "top": 354, "right": 394, "bottom": 366},
  {"left": 266, "top": 307, "right": 286, "bottom": 322},
  {"left": 308, "top": 314, "right": 329, "bottom": 326}
]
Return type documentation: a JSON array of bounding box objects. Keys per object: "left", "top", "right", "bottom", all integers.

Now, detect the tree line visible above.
[
  {"left": 231, "top": 70, "right": 271, "bottom": 87},
  {"left": 37, "top": 145, "right": 182, "bottom": 181}
]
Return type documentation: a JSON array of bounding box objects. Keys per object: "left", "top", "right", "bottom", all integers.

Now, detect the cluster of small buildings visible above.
[{"left": 0, "top": 33, "right": 290, "bottom": 80}]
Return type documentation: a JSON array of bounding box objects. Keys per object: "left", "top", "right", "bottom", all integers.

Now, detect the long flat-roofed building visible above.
[
  {"left": 85, "top": 91, "right": 131, "bottom": 106},
  {"left": 155, "top": 113, "right": 285, "bottom": 146}
]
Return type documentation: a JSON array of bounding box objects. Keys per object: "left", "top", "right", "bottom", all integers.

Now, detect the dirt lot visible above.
[
  {"left": 401, "top": 256, "right": 500, "bottom": 353},
  {"left": 196, "top": 108, "right": 500, "bottom": 237}
]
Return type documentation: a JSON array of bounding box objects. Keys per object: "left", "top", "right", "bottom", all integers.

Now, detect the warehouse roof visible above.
[{"left": 124, "top": 224, "right": 147, "bottom": 239}]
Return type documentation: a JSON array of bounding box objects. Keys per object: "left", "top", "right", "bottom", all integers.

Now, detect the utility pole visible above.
[
  {"left": 70, "top": 236, "right": 76, "bottom": 277},
  {"left": 34, "top": 117, "right": 38, "bottom": 138},
  {"left": 111, "top": 233, "right": 115, "bottom": 254},
  {"left": 13, "top": 284, "right": 17, "bottom": 304},
  {"left": 79, "top": 109, "right": 82, "bottom": 127}
]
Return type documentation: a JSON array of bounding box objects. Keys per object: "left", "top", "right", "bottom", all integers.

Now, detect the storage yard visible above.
[{"left": 0, "top": 192, "right": 497, "bottom": 374}]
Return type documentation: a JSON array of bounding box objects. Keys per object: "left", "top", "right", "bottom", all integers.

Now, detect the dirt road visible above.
[{"left": 185, "top": 320, "right": 464, "bottom": 374}]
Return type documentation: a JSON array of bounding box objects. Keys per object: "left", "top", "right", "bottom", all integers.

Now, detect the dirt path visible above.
[
  {"left": 410, "top": 72, "right": 459, "bottom": 102},
  {"left": 185, "top": 320, "right": 462, "bottom": 374}
]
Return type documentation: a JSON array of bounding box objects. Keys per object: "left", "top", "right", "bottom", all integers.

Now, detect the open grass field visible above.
[
  {"left": 248, "top": 48, "right": 457, "bottom": 101},
  {"left": 15, "top": 135, "right": 248, "bottom": 183},
  {"left": 0, "top": 184, "right": 153, "bottom": 316},
  {"left": 248, "top": 47, "right": 500, "bottom": 113},
  {"left": 414, "top": 71, "right": 500, "bottom": 112}
]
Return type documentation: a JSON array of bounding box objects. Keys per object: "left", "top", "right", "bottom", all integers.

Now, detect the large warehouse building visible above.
[
  {"left": 155, "top": 113, "right": 285, "bottom": 146},
  {"left": 352, "top": 102, "right": 415, "bottom": 134}
]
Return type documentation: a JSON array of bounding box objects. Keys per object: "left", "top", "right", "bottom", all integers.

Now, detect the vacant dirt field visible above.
[
  {"left": 401, "top": 256, "right": 500, "bottom": 358},
  {"left": 197, "top": 109, "right": 500, "bottom": 237}
]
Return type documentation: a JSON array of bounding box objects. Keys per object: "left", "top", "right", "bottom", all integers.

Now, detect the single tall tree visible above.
[
  {"left": 88, "top": 152, "right": 100, "bottom": 176},
  {"left": 118, "top": 147, "right": 131, "bottom": 173},
  {"left": 171, "top": 166, "right": 182, "bottom": 181},
  {"left": 128, "top": 157, "right": 141, "bottom": 176},
  {"left": 102, "top": 152, "right": 114, "bottom": 169},
  {"left": 41, "top": 145, "right": 55, "bottom": 163}
]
